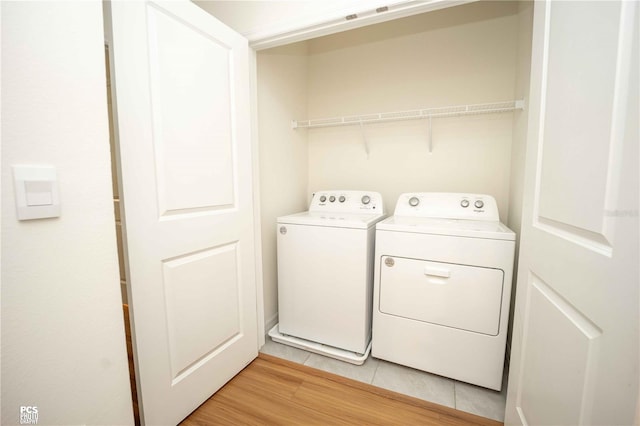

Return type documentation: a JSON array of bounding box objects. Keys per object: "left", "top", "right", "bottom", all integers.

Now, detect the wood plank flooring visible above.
[{"left": 180, "top": 353, "right": 503, "bottom": 426}]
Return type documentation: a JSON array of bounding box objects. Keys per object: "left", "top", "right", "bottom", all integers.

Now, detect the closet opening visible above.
[{"left": 104, "top": 44, "right": 141, "bottom": 426}]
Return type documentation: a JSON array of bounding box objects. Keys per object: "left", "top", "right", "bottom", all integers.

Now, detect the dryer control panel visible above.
[
  {"left": 394, "top": 192, "right": 499, "bottom": 221},
  {"left": 310, "top": 190, "right": 384, "bottom": 214}
]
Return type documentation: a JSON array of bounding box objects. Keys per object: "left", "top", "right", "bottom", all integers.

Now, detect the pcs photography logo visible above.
[{"left": 20, "top": 406, "right": 39, "bottom": 425}]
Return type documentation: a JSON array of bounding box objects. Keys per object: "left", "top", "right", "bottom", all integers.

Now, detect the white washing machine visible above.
[
  {"left": 269, "top": 190, "right": 386, "bottom": 365},
  {"left": 372, "top": 192, "right": 515, "bottom": 390}
]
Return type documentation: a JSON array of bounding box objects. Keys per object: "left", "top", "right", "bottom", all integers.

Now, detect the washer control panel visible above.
[
  {"left": 310, "top": 190, "right": 384, "bottom": 214},
  {"left": 394, "top": 192, "right": 499, "bottom": 221}
]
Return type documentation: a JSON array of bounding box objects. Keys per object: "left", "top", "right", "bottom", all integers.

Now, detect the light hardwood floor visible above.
[{"left": 180, "top": 353, "right": 503, "bottom": 425}]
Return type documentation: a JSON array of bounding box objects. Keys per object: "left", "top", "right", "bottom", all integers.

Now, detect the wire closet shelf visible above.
[{"left": 292, "top": 100, "right": 525, "bottom": 129}]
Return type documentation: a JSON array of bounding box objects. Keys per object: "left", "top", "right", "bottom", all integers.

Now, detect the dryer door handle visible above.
[{"left": 424, "top": 267, "right": 451, "bottom": 279}]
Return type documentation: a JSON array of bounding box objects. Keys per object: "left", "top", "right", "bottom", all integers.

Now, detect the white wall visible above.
[
  {"left": 508, "top": 2, "right": 533, "bottom": 242},
  {"left": 1, "top": 2, "right": 133, "bottom": 425},
  {"left": 505, "top": 0, "right": 533, "bottom": 351},
  {"left": 257, "top": 42, "right": 310, "bottom": 330},
  {"left": 306, "top": 1, "right": 521, "bottom": 218}
]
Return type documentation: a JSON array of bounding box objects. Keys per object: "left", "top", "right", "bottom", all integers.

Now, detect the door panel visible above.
[
  {"left": 538, "top": 2, "right": 621, "bottom": 239},
  {"left": 506, "top": 2, "right": 638, "bottom": 425},
  {"left": 148, "top": 4, "right": 235, "bottom": 215},
  {"left": 163, "top": 243, "right": 241, "bottom": 382},
  {"left": 109, "top": 1, "right": 258, "bottom": 424},
  {"left": 518, "top": 275, "right": 601, "bottom": 426}
]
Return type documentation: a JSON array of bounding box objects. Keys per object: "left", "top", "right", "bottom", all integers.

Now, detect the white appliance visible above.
[
  {"left": 372, "top": 192, "right": 515, "bottom": 390},
  {"left": 269, "top": 190, "right": 386, "bottom": 365}
]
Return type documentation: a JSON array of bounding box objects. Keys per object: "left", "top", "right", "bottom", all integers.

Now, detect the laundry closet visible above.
[
  {"left": 4, "top": 1, "right": 636, "bottom": 425},
  {"left": 106, "top": 0, "right": 536, "bottom": 422},
  {"left": 203, "top": 0, "right": 535, "bottom": 336}
]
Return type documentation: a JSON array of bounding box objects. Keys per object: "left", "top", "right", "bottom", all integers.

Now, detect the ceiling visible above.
[{"left": 193, "top": 0, "right": 474, "bottom": 49}]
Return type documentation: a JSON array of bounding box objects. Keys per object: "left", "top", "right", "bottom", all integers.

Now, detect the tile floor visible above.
[{"left": 260, "top": 339, "right": 507, "bottom": 422}]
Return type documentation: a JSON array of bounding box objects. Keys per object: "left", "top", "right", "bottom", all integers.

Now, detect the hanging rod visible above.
[{"left": 292, "top": 100, "right": 525, "bottom": 129}]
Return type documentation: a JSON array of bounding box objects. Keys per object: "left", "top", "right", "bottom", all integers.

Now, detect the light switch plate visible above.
[{"left": 13, "top": 165, "right": 61, "bottom": 220}]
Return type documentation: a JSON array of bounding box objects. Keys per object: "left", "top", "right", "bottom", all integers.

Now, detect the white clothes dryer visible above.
[
  {"left": 269, "top": 190, "right": 386, "bottom": 365},
  {"left": 372, "top": 193, "right": 515, "bottom": 390}
]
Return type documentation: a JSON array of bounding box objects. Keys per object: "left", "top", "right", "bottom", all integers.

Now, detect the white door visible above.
[
  {"left": 108, "top": 1, "right": 258, "bottom": 424},
  {"left": 505, "top": 1, "right": 638, "bottom": 425}
]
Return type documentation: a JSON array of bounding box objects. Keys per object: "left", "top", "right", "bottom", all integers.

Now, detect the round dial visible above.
[
  {"left": 361, "top": 195, "right": 371, "bottom": 205},
  {"left": 319, "top": 195, "right": 327, "bottom": 202},
  {"left": 329, "top": 195, "right": 336, "bottom": 202},
  {"left": 474, "top": 200, "right": 484, "bottom": 209},
  {"left": 409, "top": 197, "right": 420, "bottom": 207},
  {"left": 460, "top": 199, "right": 470, "bottom": 208},
  {"left": 339, "top": 195, "right": 346, "bottom": 203}
]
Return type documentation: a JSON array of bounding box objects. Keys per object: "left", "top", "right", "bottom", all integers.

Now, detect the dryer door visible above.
[{"left": 379, "top": 256, "right": 504, "bottom": 335}]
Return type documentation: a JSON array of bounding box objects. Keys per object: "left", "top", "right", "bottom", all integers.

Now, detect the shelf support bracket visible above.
[
  {"left": 427, "top": 116, "right": 433, "bottom": 153},
  {"left": 359, "top": 120, "right": 370, "bottom": 159}
]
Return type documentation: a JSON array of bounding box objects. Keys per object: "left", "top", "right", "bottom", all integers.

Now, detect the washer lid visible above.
[
  {"left": 376, "top": 216, "right": 515, "bottom": 240},
  {"left": 277, "top": 211, "right": 387, "bottom": 229}
]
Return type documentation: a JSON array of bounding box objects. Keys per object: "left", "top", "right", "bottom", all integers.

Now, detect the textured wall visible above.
[
  {"left": 257, "top": 42, "right": 310, "bottom": 330},
  {"left": 1, "top": 2, "right": 133, "bottom": 424},
  {"left": 306, "top": 2, "right": 520, "bottom": 219}
]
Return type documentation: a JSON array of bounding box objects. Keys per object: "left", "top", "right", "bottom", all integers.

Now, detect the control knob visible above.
[
  {"left": 319, "top": 195, "right": 327, "bottom": 202},
  {"left": 339, "top": 195, "right": 346, "bottom": 203},
  {"left": 361, "top": 195, "right": 371, "bottom": 205},
  {"left": 474, "top": 200, "right": 484, "bottom": 209},
  {"left": 460, "top": 199, "right": 470, "bottom": 208},
  {"left": 329, "top": 195, "right": 336, "bottom": 202},
  {"left": 409, "top": 196, "right": 420, "bottom": 207}
]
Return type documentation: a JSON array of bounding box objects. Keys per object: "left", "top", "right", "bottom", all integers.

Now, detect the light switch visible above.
[
  {"left": 25, "top": 181, "right": 54, "bottom": 206},
  {"left": 13, "top": 165, "right": 61, "bottom": 220}
]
